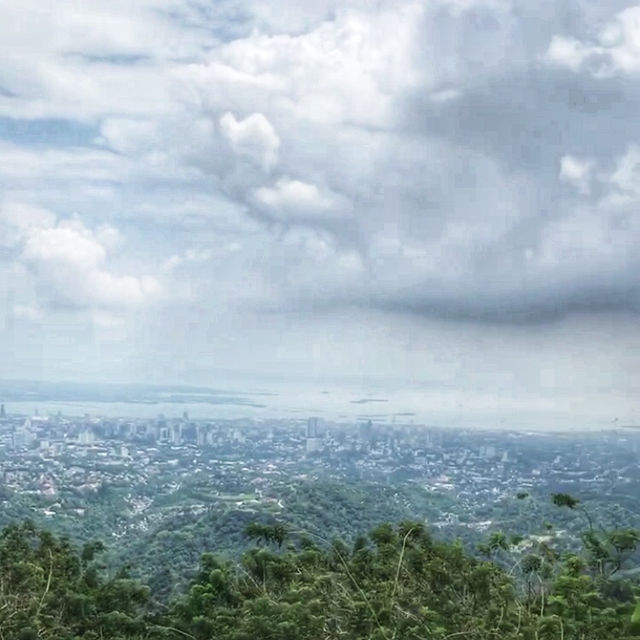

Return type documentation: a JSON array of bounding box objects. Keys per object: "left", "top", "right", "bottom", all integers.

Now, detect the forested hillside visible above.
[{"left": 1, "top": 496, "right": 640, "bottom": 639}]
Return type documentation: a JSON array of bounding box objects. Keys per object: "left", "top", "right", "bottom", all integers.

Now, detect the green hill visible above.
[{"left": 0, "top": 509, "right": 639, "bottom": 639}]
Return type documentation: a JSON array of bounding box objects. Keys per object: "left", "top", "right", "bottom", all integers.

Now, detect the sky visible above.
[{"left": 1, "top": 0, "right": 640, "bottom": 428}]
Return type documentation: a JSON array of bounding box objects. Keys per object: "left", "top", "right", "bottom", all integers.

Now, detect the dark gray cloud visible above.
[
  {"left": 409, "top": 71, "right": 640, "bottom": 173},
  {"left": 341, "top": 0, "right": 640, "bottom": 323}
]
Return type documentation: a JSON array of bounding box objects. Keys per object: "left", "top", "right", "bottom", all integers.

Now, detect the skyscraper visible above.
[
  {"left": 196, "top": 424, "right": 208, "bottom": 446},
  {"left": 305, "top": 437, "right": 323, "bottom": 455},
  {"left": 170, "top": 423, "right": 182, "bottom": 445},
  {"left": 12, "top": 418, "right": 35, "bottom": 449},
  {"left": 306, "top": 417, "right": 323, "bottom": 455},
  {"left": 307, "top": 417, "right": 321, "bottom": 438},
  {"left": 78, "top": 428, "right": 95, "bottom": 446},
  {"left": 358, "top": 420, "right": 373, "bottom": 444}
]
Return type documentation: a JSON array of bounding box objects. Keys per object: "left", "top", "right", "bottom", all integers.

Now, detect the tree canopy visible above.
[{"left": 0, "top": 496, "right": 639, "bottom": 639}]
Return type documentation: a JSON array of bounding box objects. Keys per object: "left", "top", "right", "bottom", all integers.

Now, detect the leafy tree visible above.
[{"left": 1, "top": 497, "right": 640, "bottom": 640}]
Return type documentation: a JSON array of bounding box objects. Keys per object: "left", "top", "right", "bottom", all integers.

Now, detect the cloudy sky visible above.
[{"left": 1, "top": 0, "right": 640, "bottom": 427}]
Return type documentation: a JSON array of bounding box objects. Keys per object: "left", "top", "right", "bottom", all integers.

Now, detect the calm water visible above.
[{"left": 0, "top": 380, "right": 614, "bottom": 430}]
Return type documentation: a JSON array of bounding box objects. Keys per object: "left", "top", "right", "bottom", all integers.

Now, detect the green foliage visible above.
[
  {"left": 0, "top": 521, "right": 149, "bottom": 639},
  {"left": 166, "top": 518, "right": 640, "bottom": 640},
  {"left": 631, "top": 600, "right": 640, "bottom": 630},
  {"left": 245, "top": 522, "right": 288, "bottom": 548},
  {"left": 1, "top": 509, "right": 640, "bottom": 639},
  {"left": 552, "top": 493, "right": 581, "bottom": 510}
]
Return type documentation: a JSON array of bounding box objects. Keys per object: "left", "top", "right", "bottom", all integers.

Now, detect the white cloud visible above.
[
  {"left": 24, "top": 224, "right": 106, "bottom": 269},
  {"left": 0, "top": 142, "right": 128, "bottom": 183},
  {"left": 0, "top": 202, "right": 163, "bottom": 311},
  {"left": 609, "top": 144, "right": 640, "bottom": 197},
  {"left": 182, "top": 3, "right": 421, "bottom": 128},
  {"left": 256, "top": 227, "right": 365, "bottom": 304},
  {"left": 0, "top": 0, "right": 207, "bottom": 120},
  {"left": 428, "top": 88, "right": 462, "bottom": 104},
  {"left": 94, "top": 224, "right": 124, "bottom": 253},
  {"left": 546, "top": 36, "right": 591, "bottom": 72},
  {"left": 22, "top": 222, "right": 162, "bottom": 310},
  {"left": 253, "top": 177, "right": 350, "bottom": 221},
  {"left": 547, "top": 6, "right": 640, "bottom": 77},
  {"left": 219, "top": 112, "right": 280, "bottom": 170},
  {"left": 11, "top": 304, "right": 43, "bottom": 323},
  {"left": 0, "top": 202, "right": 57, "bottom": 248},
  {"left": 163, "top": 247, "right": 214, "bottom": 273},
  {"left": 559, "top": 155, "right": 595, "bottom": 194},
  {"left": 99, "top": 119, "right": 159, "bottom": 156}
]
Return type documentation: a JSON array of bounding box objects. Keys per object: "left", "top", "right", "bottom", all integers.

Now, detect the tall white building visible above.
[
  {"left": 78, "top": 429, "right": 95, "bottom": 445},
  {"left": 305, "top": 437, "right": 323, "bottom": 454}
]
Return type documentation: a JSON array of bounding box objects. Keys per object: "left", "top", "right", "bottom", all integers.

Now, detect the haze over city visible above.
[{"left": 2, "top": 0, "right": 640, "bottom": 428}]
